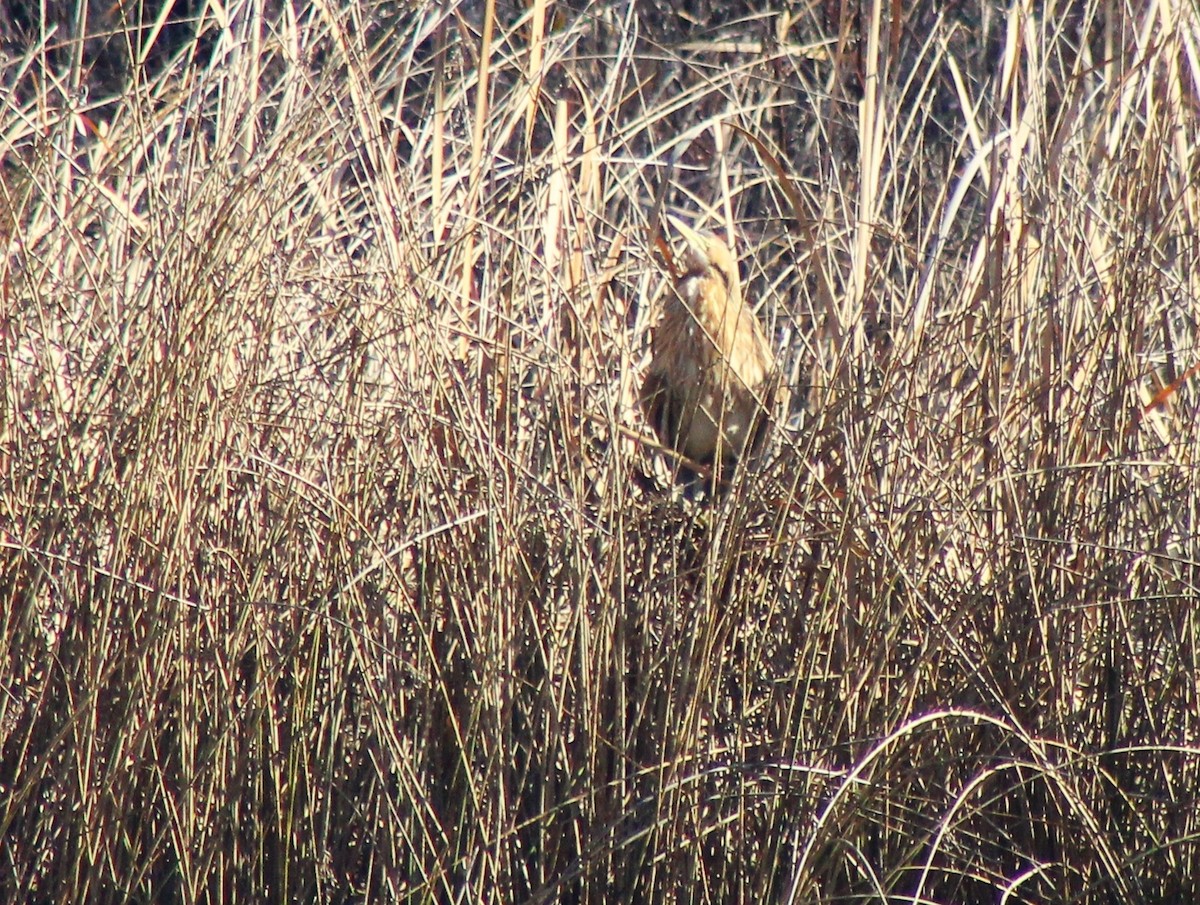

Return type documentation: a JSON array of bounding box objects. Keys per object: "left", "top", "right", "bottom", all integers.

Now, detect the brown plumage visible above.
[{"left": 641, "top": 216, "right": 776, "bottom": 485}]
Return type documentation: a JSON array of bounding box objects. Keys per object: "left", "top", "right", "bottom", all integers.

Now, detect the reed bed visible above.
[{"left": 2, "top": 1, "right": 1199, "bottom": 901}]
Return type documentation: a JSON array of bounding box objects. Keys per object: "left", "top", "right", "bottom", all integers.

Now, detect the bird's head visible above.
[{"left": 667, "top": 214, "right": 741, "bottom": 306}]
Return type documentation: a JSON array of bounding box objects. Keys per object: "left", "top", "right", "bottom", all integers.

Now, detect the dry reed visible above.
[{"left": 2, "top": 1, "right": 1199, "bottom": 902}]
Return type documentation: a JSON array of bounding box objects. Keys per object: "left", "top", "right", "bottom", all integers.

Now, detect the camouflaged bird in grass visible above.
[{"left": 641, "top": 215, "right": 777, "bottom": 491}]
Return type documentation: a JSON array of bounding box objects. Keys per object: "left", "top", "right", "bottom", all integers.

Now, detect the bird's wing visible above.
[{"left": 640, "top": 368, "right": 675, "bottom": 450}]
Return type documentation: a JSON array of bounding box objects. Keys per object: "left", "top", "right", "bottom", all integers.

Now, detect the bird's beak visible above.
[{"left": 666, "top": 214, "right": 709, "bottom": 263}]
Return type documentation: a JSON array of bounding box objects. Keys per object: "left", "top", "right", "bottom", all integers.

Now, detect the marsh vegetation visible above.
[{"left": 3, "top": 1, "right": 1199, "bottom": 901}]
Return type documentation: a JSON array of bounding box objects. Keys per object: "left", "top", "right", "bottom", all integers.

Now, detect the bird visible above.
[{"left": 640, "top": 215, "right": 777, "bottom": 491}]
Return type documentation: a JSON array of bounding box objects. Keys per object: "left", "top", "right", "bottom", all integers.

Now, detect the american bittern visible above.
[{"left": 641, "top": 215, "right": 777, "bottom": 487}]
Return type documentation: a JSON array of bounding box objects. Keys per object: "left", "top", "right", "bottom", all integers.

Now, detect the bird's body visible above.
[{"left": 641, "top": 217, "right": 776, "bottom": 484}]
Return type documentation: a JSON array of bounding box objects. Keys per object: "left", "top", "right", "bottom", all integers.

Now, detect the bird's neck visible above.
[{"left": 679, "top": 273, "right": 742, "bottom": 350}]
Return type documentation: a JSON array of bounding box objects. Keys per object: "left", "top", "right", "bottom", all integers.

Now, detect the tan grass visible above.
[{"left": 3, "top": 1, "right": 1200, "bottom": 902}]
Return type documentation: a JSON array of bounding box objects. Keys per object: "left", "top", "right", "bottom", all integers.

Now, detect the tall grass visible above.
[{"left": 3, "top": 0, "right": 1199, "bottom": 902}]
